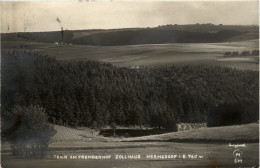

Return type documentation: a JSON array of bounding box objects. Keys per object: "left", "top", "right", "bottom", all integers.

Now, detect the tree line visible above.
[{"left": 224, "top": 50, "right": 259, "bottom": 57}]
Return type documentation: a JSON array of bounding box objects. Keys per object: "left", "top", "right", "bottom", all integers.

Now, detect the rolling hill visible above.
[
  {"left": 1, "top": 24, "right": 258, "bottom": 46},
  {"left": 51, "top": 123, "right": 259, "bottom": 144}
]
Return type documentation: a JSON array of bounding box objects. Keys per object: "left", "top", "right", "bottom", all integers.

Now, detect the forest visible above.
[{"left": 2, "top": 51, "right": 259, "bottom": 131}]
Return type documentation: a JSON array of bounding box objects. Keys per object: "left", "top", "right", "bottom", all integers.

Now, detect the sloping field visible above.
[
  {"left": 50, "top": 123, "right": 258, "bottom": 144},
  {"left": 120, "top": 123, "right": 259, "bottom": 143},
  {"left": 2, "top": 39, "right": 258, "bottom": 70},
  {"left": 2, "top": 123, "right": 259, "bottom": 168},
  {"left": 2, "top": 123, "right": 258, "bottom": 152},
  {"left": 51, "top": 125, "right": 105, "bottom": 143}
]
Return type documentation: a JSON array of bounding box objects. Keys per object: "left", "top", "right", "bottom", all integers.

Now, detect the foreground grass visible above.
[
  {"left": 51, "top": 123, "right": 259, "bottom": 145},
  {"left": 2, "top": 123, "right": 259, "bottom": 168},
  {"left": 2, "top": 142, "right": 259, "bottom": 168},
  {"left": 3, "top": 123, "right": 257, "bottom": 152}
]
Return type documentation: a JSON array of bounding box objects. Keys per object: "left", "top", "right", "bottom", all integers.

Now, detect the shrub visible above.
[
  {"left": 224, "top": 52, "right": 231, "bottom": 57},
  {"left": 251, "top": 50, "right": 259, "bottom": 56},
  {"left": 240, "top": 51, "right": 250, "bottom": 56},
  {"left": 231, "top": 51, "right": 239, "bottom": 56},
  {"left": 2, "top": 105, "right": 57, "bottom": 158}
]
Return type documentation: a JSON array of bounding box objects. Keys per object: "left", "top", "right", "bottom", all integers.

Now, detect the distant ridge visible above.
[{"left": 1, "top": 24, "right": 258, "bottom": 46}]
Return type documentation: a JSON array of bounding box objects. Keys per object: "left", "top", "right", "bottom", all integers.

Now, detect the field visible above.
[
  {"left": 2, "top": 142, "right": 259, "bottom": 168},
  {"left": 2, "top": 123, "right": 259, "bottom": 168},
  {"left": 2, "top": 39, "right": 259, "bottom": 71}
]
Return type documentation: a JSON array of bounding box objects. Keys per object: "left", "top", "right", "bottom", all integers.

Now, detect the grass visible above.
[
  {"left": 50, "top": 123, "right": 259, "bottom": 145},
  {"left": 2, "top": 39, "right": 259, "bottom": 71},
  {"left": 119, "top": 123, "right": 259, "bottom": 143},
  {"left": 51, "top": 125, "right": 103, "bottom": 143},
  {"left": 49, "top": 123, "right": 259, "bottom": 145},
  {"left": 2, "top": 122, "right": 258, "bottom": 153},
  {"left": 2, "top": 141, "right": 259, "bottom": 168},
  {"left": 2, "top": 123, "right": 259, "bottom": 168}
]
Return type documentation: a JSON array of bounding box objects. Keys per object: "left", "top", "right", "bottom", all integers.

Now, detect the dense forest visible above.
[{"left": 1, "top": 51, "right": 259, "bottom": 131}]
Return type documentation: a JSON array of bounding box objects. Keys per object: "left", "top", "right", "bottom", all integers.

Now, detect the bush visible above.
[
  {"left": 241, "top": 51, "right": 250, "bottom": 56},
  {"left": 251, "top": 50, "right": 259, "bottom": 56},
  {"left": 224, "top": 52, "right": 231, "bottom": 57},
  {"left": 2, "top": 105, "right": 57, "bottom": 158}
]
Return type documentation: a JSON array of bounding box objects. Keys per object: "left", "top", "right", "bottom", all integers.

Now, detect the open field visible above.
[
  {"left": 2, "top": 39, "right": 259, "bottom": 71},
  {"left": 2, "top": 123, "right": 258, "bottom": 149},
  {"left": 119, "top": 123, "right": 259, "bottom": 143},
  {"left": 50, "top": 123, "right": 259, "bottom": 144},
  {"left": 49, "top": 123, "right": 259, "bottom": 144},
  {"left": 2, "top": 123, "right": 259, "bottom": 168},
  {"left": 51, "top": 125, "right": 103, "bottom": 143},
  {"left": 2, "top": 142, "right": 259, "bottom": 168}
]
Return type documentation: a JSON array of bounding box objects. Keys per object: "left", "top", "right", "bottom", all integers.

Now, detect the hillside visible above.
[
  {"left": 2, "top": 123, "right": 258, "bottom": 153},
  {"left": 49, "top": 123, "right": 259, "bottom": 145},
  {"left": 120, "top": 123, "right": 259, "bottom": 143},
  {"left": 1, "top": 24, "right": 258, "bottom": 46},
  {"left": 71, "top": 29, "right": 252, "bottom": 46},
  {"left": 51, "top": 125, "right": 104, "bottom": 143},
  {"left": 2, "top": 123, "right": 259, "bottom": 168}
]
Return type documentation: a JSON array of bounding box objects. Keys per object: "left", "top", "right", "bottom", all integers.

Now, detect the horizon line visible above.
[{"left": 1, "top": 23, "right": 259, "bottom": 34}]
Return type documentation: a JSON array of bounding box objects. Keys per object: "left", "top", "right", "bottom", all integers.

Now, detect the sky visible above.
[{"left": 1, "top": 0, "right": 259, "bottom": 33}]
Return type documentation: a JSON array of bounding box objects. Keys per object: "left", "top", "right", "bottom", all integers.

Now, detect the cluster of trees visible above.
[
  {"left": 2, "top": 105, "right": 56, "bottom": 158},
  {"left": 224, "top": 50, "right": 259, "bottom": 57},
  {"left": 2, "top": 51, "right": 258, "bottom": 133}
]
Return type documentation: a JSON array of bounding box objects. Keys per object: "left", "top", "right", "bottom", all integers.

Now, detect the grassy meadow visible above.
[
  {"left": 2, "top": 39, "right": 259, "bottom": 71},
  {"left": 2, "top": 123, "right": 259, "bottom": 168}
]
